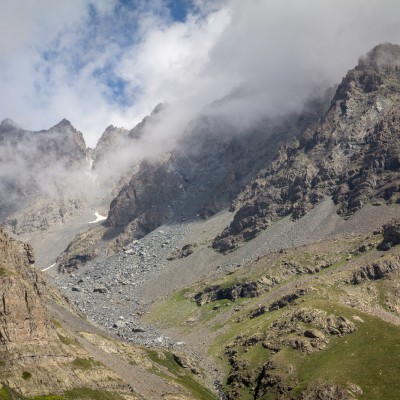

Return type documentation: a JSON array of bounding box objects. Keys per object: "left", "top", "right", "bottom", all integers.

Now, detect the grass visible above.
[
  {"left": 62, "top": 388, "right": 124, "bottom": 400},
  {"left": 145, "top": 288, "right": 198, "bottom": 328},
  {"left": 32, "top": 396, "right": 64, "bottom": 400},
  {"left": 0, "top": 387, "right": 18, "bottom": 400},
  {"left": 0, "top": 268, "right": 13, "bottom": 277},
  {"left": 56, "top": 333, "right": 76, "bottom": 346},
  {"left": 222, "top": 295, "right": 400, "bottom": 399},
  {"left": 71, "top": 357, "right": 102, "bottom": 371},
  {"left": 146, "top": 349, "right": 217, "bottom": 400},
  {"left": 0, "top": 386, "right": 124, "bottom": 400},
  {"left": 22, "top": 371, "right": 32, "bottom": 380},
  {"left": 52, "top": 319, "right": 62, "bottom": 329},
  {"left": 288, "top": 300, "right": 400, "bottom": 399},
  {"left": 146, "top": 234, "right": 400, "bottom": 399}
]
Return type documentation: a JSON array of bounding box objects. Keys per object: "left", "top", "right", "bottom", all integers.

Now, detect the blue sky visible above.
[{"left": 0, "top": 0, "right": 400, "bottom": 147}]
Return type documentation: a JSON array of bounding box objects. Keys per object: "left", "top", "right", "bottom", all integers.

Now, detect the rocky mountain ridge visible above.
[
  {"left": 0, "top": 118, "right": 91, "bottom": 234},
  {"left": 212, "top": 43, "right": 400, "bottom": 252},
  {"left": 103, "top": 102, "right": 329, "bottom": 250}
]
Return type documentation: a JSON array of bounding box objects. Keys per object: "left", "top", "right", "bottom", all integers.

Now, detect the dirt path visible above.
[{"left": 47, "top": 300, "right": 183, "bottom": 400}]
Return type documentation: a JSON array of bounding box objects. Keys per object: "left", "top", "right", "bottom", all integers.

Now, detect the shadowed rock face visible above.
[
  {"left": 213, "top": 43, "right": 400, "bottom": 252},
  {"left": 351, "top": 255, "right": 400, "bottom": 284},
  {"left": 377, "top": 218, "right": 400, "bottom": 250},
  {"left": 104, "top": 101, "right": 327, "bottom": 249}
]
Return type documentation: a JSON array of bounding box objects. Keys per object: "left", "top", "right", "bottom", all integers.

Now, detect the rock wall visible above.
[
  {"left": 0, "top": 228, "right": 51, "bottom": 347},
  {"left": 213, "top": 43, "right": 400, "bottom": 252}
]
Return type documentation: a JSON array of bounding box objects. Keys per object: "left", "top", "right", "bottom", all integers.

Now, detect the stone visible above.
[
  {"left": 378, "top": 219, "right": 400, "bottom": 250},
  {"left": 93, "top": 286, "right": 107, "bottom": 293},
  {"left": 351, "top": 256, "right": 400, "bottom": 284}
]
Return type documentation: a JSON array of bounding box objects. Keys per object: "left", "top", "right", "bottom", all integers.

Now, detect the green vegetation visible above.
[
  {"left": 288, "top": 301, "right": 400, "bottom": 399},
  {"left": 0, "top": 268, "right": 13, "bottom": 277},
  {"left": 56, "top": 333, "right": 76, "bottom": 346},
  {"left": 0, "top": 387, "right": 16, "bottom": 400},
  {"left": 146, "top": 349, "right": 217, "bottom": 400},
  {"left": 71, "top": 357, "right": 102, "bottom": 371},
  {"left": 22, "top": 371, "right": 32, "bottom": 380},
  {"left": 62, "top": 388, "right": 124, "bottom": 400},
  {"left": 51, "top": 319, "right": 62, "bottom": 329},
  {"left": 0, "top": 386, "right": 124, "bottom": 400},
  {"left": 150, "top": 234, "right": 400, "bottom": 399},
  {"left": 216, "top": 294, "right": 400, "bottom": 399},
  {"left": 145, "top": 288, "right": 198, "bottom": 328}
]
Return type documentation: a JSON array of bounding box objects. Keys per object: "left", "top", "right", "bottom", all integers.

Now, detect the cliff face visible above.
[
  {"left": 0, "top": 228, "right": 50, "bottom": 346},
  {"left": 104, "top": 100, "right": 328, "bottom": 248},
  {"left": 0, "top": 228, "right": 136, "bottom": 397},
  {"left": 213, "top": 43, "right": 400, "bottom": 252}
]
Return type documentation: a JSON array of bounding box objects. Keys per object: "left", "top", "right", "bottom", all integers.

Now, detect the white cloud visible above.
[{"left": 1, "top": 0, "right": 400, "bottom": 148}]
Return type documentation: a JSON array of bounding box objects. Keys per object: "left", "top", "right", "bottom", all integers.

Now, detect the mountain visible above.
[
  {"left": 55, "top": 102, "right": 329, "bottom": 271},
  {"left": 0, "top": 119, "right": 90, "bottom": 234},
  {"left": 101, "top": 95, "right": 330, "bottom": 248},
  {"left": 52, "top": 43, "right": 400, "bottom": 400},
  {"left": 213, "top": 43, "right": 400, "bottom": 252},
  {"left": 2, "top": 43, "right": 400, "bottom": 400}
]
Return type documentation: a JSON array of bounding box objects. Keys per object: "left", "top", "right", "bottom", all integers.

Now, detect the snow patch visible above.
[
  {"left": 89, "top": 211, "right": 107, "bottom": 224},
  {"left": 41, "top": 263, "right": 56, "bottom": 272}
]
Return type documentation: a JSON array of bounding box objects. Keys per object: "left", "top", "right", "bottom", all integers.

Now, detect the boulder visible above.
[{"left": 378, "top": 219, "right": 400, "bottom": 250}]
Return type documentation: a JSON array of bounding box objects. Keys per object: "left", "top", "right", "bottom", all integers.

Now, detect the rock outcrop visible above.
[
  {"left": 351, "top": 255, "right": 400, "bottom": 284},
  {"left": 194, "top": 280, "right": 265, "bottom": 305},
  {"left": 224, "top": 307, "right": 356, "bottom": 399},
  {"left": 377, "top": 218, "right": 400, "bottom": 250},
  {"left": 213, "top": 43, "right": 400, "bottom": 252}
]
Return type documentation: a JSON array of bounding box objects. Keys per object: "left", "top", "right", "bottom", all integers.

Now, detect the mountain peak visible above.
[
  {"left": 150, "top": 103, "right": 166, "bottom": 116},
  {"left": 0, "top": 118, "right": 22, "bottom": 130},
  {"left": 53, "top": 118, "right": 75, "bottom": 130},
  {"left": 358, "top": 42, "right": 400, "bottom": 71}
]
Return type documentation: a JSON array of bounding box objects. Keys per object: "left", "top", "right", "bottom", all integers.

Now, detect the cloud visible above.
[{"left": 1, "top": 0, "right": 400, "bottom": 148}]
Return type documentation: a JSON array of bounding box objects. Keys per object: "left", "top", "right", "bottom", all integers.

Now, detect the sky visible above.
[{"left": 1, "top": 0, "right": 400, "bottom": 147}]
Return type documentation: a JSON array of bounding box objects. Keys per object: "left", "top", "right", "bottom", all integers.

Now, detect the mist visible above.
[
  {"left": 0, "top": 0, "right": 400, "bottom": 148},
  {"left": 1, "top": 1, "right": 400, "bottom": 227}
]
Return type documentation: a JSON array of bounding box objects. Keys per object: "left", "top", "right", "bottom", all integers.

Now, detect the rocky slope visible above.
[
  {"left": 213, "top": 43, "right": 400, "bottom": 252},
  {"left": 0, "top": 228, "right": 132, "bottom": 397},
  {"left": 0, "top": 227, "right": 218, "bottom": 399},
  {"left": 143, "top": 217, "right": 400, "bottom": 399}
]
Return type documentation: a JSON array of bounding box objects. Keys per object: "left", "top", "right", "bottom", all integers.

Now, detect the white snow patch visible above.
[
  {"left": 41, "top": 263, "right": 56, "bottom": 272},
  {"left": 89, "top": 211, "right": 107, "bottom": 224}
]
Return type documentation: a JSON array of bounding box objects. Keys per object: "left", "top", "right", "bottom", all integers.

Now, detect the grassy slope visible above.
[{"left": 146, "top": 233, "right": 400, "bottom": 399}]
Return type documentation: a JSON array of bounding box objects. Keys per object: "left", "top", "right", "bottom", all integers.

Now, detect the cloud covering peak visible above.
[{"left": 1, "top": 0, "right": 400, "bottom": 146}]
